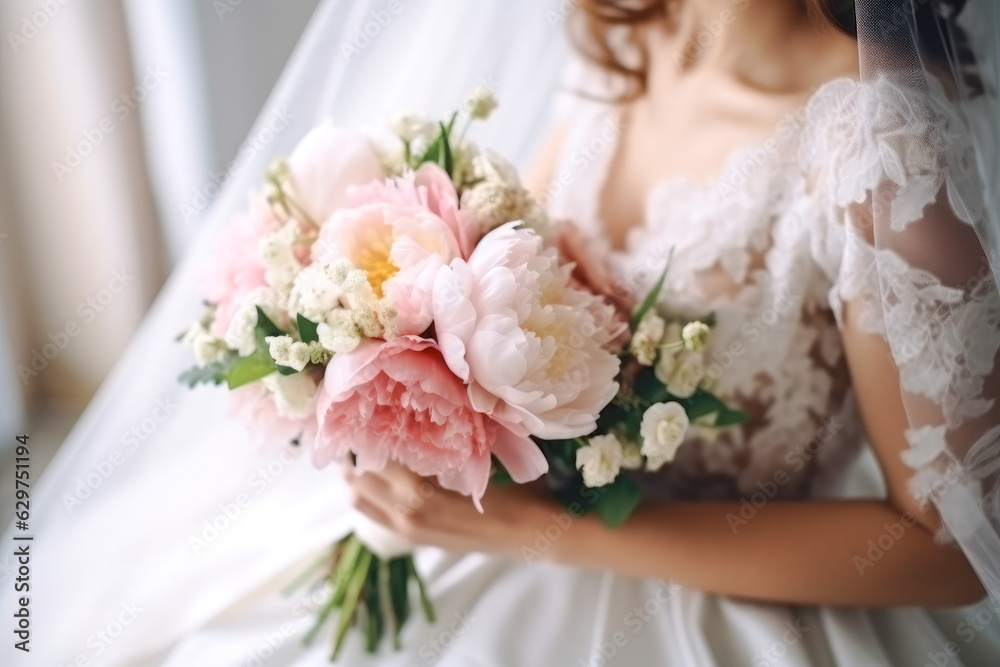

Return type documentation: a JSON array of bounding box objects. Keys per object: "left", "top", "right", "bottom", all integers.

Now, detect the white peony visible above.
[
  {"left": 285, "top": 123, "right": 385, "bottom": 225},
  {"left": 639, "top": 402, "right": 689, "bottom": 472},
  {"left": 630, "top": 312, "right": 666, "bottom": 366},
  {"left": 576, "top": 434, "right": 629, "bottom": 488}
]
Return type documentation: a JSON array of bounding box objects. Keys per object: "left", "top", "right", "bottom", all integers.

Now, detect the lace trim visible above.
[
  {"left": 904, "top": 424, "right": 1000, "bottom": 544},
  {"left": 877, "top": 250, "right": 1000, "bottom": 428},
  {"left": 800, "top": 74, "right": 977, "bottom": 232}
]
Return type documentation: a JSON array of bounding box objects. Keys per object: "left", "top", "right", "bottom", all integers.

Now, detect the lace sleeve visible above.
[{"left": 805, "top": 75, "right": 1000, "bottom": 555}]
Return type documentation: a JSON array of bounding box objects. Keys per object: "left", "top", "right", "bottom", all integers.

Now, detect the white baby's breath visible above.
[
  {"left": 181, "top": 321, "right": 228, "bottom": 366},
  {"left": 389, "top": 112, "right": 437, "bottom": 144},
  {"left": 260, "top": 372, "right": 318, "bottom": 419},
  {"left": 682, "top": 321, "right": 711, "bottom": 351},
  {"left": 266, "top": 335, "right": 311, "bottom": 372},
  {"left": 630, "top": 312, "right": 666, "bottom": 366},
  {"left": 464, "top": 85, "right": 498, "bottom": 121},
  {"left": 316, "top": 310, "right": 362, "bottom": 354},
  {"left": 639, "top": 402, "right": 689, "bottom": 472},
  {"left": 259, "top": 221, "right": 303, "bottom": 294},
  {"left": 225, "top": 287, "right": 278, "bottom": 357},
  {"left": 288, "top": 262, "right": 348, "bottom": 324}
]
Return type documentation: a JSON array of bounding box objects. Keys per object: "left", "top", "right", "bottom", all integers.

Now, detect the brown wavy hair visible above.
[{"left": 571, "top": 0, "right": 979, "bottom": 101}]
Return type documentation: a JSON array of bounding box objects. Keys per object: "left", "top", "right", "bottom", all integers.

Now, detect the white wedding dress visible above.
[{"left": 7, "top": 4, "right": 1000, "bottom": 666}]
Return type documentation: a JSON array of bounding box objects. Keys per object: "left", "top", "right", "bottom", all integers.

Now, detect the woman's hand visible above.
[{"left": 342, "top": 459, "right": 565, "bottom": 559}]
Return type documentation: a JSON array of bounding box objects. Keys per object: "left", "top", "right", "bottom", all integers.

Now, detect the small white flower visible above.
[
  {"left": 619, "top": 441, "right": 645, "bottom": 470},
  {"left": 457, "top": 150, "right": 549, "bottom": 235},
  {"left": 388, "top": 112, "right": 437, "bottom": 144},
  {"left": 182, "top": 322, "right": 229, "bottom": 365},
  {"left": 472, "top": 150, "right": 521, "bottom": 187},
  {"left": 664, "top": 349, "right": 706, "bottom": 398},
  {"left": 288, "top": 262, "right": 348, "bottom": 323},
  {"left": 373, "top": 140, "right": 408, "bottom": 176},
  {"left": 316, "top": 310, "right": 362, "bottom": 354},
  {"left": 630, "top": 312, "right": 666, "bottom": 366},
  {"left": 464, "top": 85, "right": 498, "bottom": 121},
  {"left": 259, "top": 221, "right": 303, "bottom": 293},
  {"left": 575, "top": 433, "right": 630, "bottom": 488},
  {"left": 682, "top": 321, "right": 711, "bottom": 351},
  {"left": 266, "top": 334, "right": 311, "bottom": 372},
  {"left": 639, "top": 402, "right": 689, "bottom": 472},
  {"left": 225, "top": 287, "right": 277, "bottom": 357},
  {"left": 260, "top": 372, "right": 318, "bottom": 419}
]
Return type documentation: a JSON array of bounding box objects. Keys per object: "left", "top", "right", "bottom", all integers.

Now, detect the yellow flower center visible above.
[{"left": 356, "top": 239, "right": 398, "bottom": 298}]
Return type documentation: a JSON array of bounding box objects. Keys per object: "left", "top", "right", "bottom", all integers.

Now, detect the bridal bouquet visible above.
[{"left": 179, "top": 88, "right": 744, "bottom": 659}]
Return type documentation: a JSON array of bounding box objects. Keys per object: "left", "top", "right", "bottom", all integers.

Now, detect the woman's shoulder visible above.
[{"left": 800, "top": 73, "right": 968, "bottom": 228}]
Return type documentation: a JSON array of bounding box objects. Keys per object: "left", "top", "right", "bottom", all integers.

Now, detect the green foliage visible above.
[
  {"left": 178, "top": 356, "right": 235, "bottom": 388},
  {"left": 593, "top": 476, "right": 642, "bottom": 528},
  {"left": 297, "top": 313, "right": 320, "bottom": 344},
  {"left": 630, "top": 248, "right": 674, "bottom": 332}
]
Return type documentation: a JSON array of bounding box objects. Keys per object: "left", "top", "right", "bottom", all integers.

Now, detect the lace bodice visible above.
[{"left": 546, "top": 72, "right": 1000, "bottom": 502}]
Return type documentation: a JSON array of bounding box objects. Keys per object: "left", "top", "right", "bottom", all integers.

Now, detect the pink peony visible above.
[
  {"left": 229, "top": 372, "right": 320, "bottom": 448},
  {"left": 200, "top": 194, "right": 279, "bottom": 338},
  {"left": 432, "top": 222, "right": 623, "bottom": 440},
  {"left": 312, "top": 164, "right": 479, "bottom": 336},
  {"left": 314, "top": 335, "right": 547, "bottom": 509},
  {"left": 554, "top": 220, "right": 634, "bottom": 352}
]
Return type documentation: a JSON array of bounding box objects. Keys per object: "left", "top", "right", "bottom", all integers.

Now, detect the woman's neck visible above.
[{"left": 648, "top": 0, "right": 858, "bottom": 96}]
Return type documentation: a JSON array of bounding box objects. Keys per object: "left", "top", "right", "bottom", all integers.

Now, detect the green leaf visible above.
[
  {"left": 437, "top": 121, "right": 453, "bottom": 176},
  {"left": 679, "top": 390, "right": 727, "bottom": 421},
  {"left": 297, "top": 313, "right": 320, "bottom": 344},
  {"left": 178, "top": 357, "right": 234, "bottom": 388},
  {"left": 254, "top": 305, "right": 284, "bottom": 353},
  {"left": 594, "top": 477, "right": 641, "bottom": 529},
  {"left": 225, "top": 351, "right": 276, "bottom": 389},
  {"left": 634, "top": 367, "right": 669, "bottom": 406},
  {"left": 629, "top": 248, "right": 674, "bottom": 332},
  {"left": 713, "top": 407, "right": 749, "bottom": 427},
  {"left": 419, "top": 134, "right": 443, "bottom": 168},
  {"left": 416, "top": 119, "right": 456, "bottom": 178}
]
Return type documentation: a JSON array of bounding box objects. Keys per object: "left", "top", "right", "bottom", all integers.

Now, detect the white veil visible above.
[{"left": 853, "top": 0, "right": 1000, "bottom": 603}]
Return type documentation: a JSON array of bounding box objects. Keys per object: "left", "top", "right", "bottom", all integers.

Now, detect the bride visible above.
[{"left": 7, "top": 0, "right": 1000, "bottom": 665}]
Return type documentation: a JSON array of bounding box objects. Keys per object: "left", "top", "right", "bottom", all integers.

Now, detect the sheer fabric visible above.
[{"left": 854, "top": 0, "right": 1000, "bottom": 602}]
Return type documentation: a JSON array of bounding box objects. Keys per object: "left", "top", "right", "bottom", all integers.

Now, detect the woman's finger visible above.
[{"left": 350, "top": 494, "right": 394, "bottom": 528}]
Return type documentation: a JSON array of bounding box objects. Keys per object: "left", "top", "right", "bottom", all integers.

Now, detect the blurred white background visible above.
[{"left": 0, "top": 0, "right": 322, "bottom": 465}]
